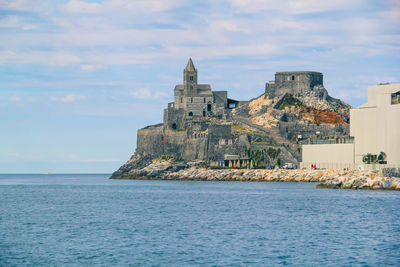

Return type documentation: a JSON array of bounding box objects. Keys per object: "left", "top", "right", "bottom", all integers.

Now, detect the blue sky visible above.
[{"left": 1, "top": 0, "right": 399, "bottom": 173}]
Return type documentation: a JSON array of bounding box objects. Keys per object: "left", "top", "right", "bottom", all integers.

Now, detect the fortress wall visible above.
[
  {"left": 164, "top": 107, "right": 185, "bottom": 130},
  {"left": 266, "top": 72, "right": 323, "bottom": 98},
  {"left": 208, "top": 124, "right": 232, "bottom": 141},
  {"left": 136, "top": 125, "right": 164, "bottom": 157},
  {"left": 184, "top": 138, "right": 208, "bottom": 161},
  {"left": 279, "top": 122, "right": 349, "bottom": 141},
  {"left": 163, "top": 129, "right": 187, "bottom": 158}
]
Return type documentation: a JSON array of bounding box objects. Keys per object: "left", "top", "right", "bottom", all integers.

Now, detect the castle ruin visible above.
[{"left": 265, "top": 71, "right": 327, "bottom": 100}]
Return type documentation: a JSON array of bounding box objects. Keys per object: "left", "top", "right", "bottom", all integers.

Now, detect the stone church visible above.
[
  {"left": 135, "top": 59, "right": 248, "bottom": 162},
  {"left": 164, "top": 58, "right": 239, "bottom": 130}
]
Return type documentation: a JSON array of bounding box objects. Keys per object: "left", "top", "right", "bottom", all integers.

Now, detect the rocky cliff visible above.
[{"left": 111, "top": 69, "right": 352, "bottom": 179}]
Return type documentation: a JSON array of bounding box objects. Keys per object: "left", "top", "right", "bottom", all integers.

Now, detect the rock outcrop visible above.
[{"left": 111, "top": 158, "right": 400, "bottom": 191}]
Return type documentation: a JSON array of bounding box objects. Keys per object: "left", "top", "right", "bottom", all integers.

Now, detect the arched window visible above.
[
  {"left": 190, "top": 76, "right": 193, "bottom": 81},
  {"left": 171, "top": 123, "right": 177, "bottom": 130},
  {"left": 203, "top": 110, "right": 206, "bottom": 116},
  {"left": 191, "top": 97, "right": 193, "bottom": 103},
  {"left": 188, "top": 112, "right": 193, "bottom": 116},
  {"left": 292, "top": 75, "right": 295, "bottom": 81},
  {"left": 203, "top": 97, "right": 206, "bottom": 103}
]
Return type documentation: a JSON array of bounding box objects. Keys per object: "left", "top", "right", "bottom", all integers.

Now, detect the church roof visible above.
[{"left": 185, "top": 58, "right": 196, "bottom": 71}]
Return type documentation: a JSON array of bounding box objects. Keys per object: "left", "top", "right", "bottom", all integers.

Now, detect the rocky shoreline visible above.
[{"left": 111, "top": 159, "right": 400, "bottom": 191}]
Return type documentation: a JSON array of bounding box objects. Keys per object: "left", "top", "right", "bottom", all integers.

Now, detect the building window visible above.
[
  {"left": 180, "top": 97, "right": 182, "bottom": 103},
  {"left": 391, "top": 91, "right": 400, "bottom": 105},
  {"left": 203, "top": 97, "right": 206, "bottom": 103},
  {"left": 292, "top": 75, "right": 295, "bottom": 81},
  {"left": 191, "top": 97, "right": 193, "bottom": 103},
  {"left": 190, "top": 76, "right": 193, "bottom": 81},
  {"left": 188, "top": 112, "right": 193, "bottom": 116},
  {"left": 203, "top": 110, "right": 206, "bottom": 116}
]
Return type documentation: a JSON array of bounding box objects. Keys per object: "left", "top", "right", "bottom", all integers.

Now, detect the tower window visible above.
[
  {"left": 188, "top": 112, "right": 193, "bottom": 116},
  {"left": 203, "top": 97, "right": 206, "bottom": 103},
  {"left": 292, "top": 75, "right": 295, "bottom": 81},
  {"left": 180, "top": 97, "right": 182, "bottom": 103},
  {"left": 191, "top": 97, "right": 193, "bottom": 103},
  {"left": 190, "top": 76, "right": 193, "bottom": 81},
  {"left": 203, "top": 110, "right": 206, "bottom": 116}
]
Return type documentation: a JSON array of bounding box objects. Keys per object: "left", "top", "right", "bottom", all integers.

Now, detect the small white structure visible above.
[{"left": 301, "top": 83, "right": 400, "bottom": 170}]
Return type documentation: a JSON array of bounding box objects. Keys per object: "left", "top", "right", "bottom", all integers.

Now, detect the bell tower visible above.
[{"left": 183, "top": 58, "right": 197, "bottom": 95}]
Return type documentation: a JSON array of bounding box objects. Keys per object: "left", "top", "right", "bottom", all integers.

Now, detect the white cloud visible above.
[
  {"left": 129, "top": 88, "right": 152, "bottom": 99},
  {"left": 0, "top": 15, "right": 38, "bottom": 30},
  {"left": 50, "top": 94, "right": 86, "bottom": 103},
  {"left": 0, "top": 50, "right": 81, "bottom": 66},
  {"left": 0, "top": 15, "right": 21, "bottom": 28},
  {"left": 9, "top": 95, "right": 37, "bottom": 105},
  {"left": 228, "top": 0, "right": 361, "bottom": 14},
  {"left": 22, "top": 24, "right": 38, "bottom": 31},
  {"left": 130, "top": 88, "right": 169, "bottom": 99},
  {"left": 11, "top": 152, "right": 44, "bottom": 161},
  {"left": 154, "top": 91, "right": 168, "bottom": 99},
  {"left": 10, "top": 96, "right": 22, "bottom": 102},
  {"left": 63, "top": 0, "right": 184, "bottom": 14},
  {"left": 80, "top": 64, "right": 103, "bottom": 72}
]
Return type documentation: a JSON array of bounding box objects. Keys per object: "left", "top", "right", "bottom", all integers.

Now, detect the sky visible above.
[{"left": 1, "top": 0, "right": 399, "bottom": 173}]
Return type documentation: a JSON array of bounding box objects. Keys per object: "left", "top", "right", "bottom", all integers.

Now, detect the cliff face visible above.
[{"left": 233, "top": 83, "right": 351, "bottom": 143}]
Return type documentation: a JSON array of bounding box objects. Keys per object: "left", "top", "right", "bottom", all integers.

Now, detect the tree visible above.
[{"left": 378, "top": 152, "right": 387, "bottom": 164}]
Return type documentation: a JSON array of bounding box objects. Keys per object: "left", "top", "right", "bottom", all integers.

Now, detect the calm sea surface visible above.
[{"left": 0, "top": 174, "right": 399, "bottom": 266}]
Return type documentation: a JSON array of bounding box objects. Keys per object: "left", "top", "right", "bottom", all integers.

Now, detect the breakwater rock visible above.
[
  {"left": 164, "top": 168, "right": 400, "bottom": 190},
  {"left": 111, "top": 160, "right": 400, "bottom": 190}
]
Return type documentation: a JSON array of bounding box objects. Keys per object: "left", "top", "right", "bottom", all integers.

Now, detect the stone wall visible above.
[
  {"left": 266, "top": 71, "right": 323, "bottom": 98},
  {"left": 163, "top": 106, "right": 186, "bottom": 130},
  {"left": 136, "top": 124, "right": 164, "bottom": 157},
  {"left": 279, "top": 121, "right": 349, "bottom": 141}
]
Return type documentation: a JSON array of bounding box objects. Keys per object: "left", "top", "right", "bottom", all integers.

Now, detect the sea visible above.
[{"left": 0, "top": 174, "right": 399, "bottom": 266}]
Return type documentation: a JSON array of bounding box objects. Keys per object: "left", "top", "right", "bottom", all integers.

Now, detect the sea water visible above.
[{"left": 0, "top": 174, "right": 399, "bottom": 266}]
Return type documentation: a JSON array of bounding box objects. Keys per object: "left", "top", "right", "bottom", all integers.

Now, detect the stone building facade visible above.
[
  {"left": 136, "top": 59, "right": 250, "bottom": 162},
  {"left": 265, "top": 71, "right": 325, "bottom": 99}
]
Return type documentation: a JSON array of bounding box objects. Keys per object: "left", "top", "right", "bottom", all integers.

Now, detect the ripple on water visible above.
[{"left": 0, "top": 174, "right": 399, "bottom": 266}]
